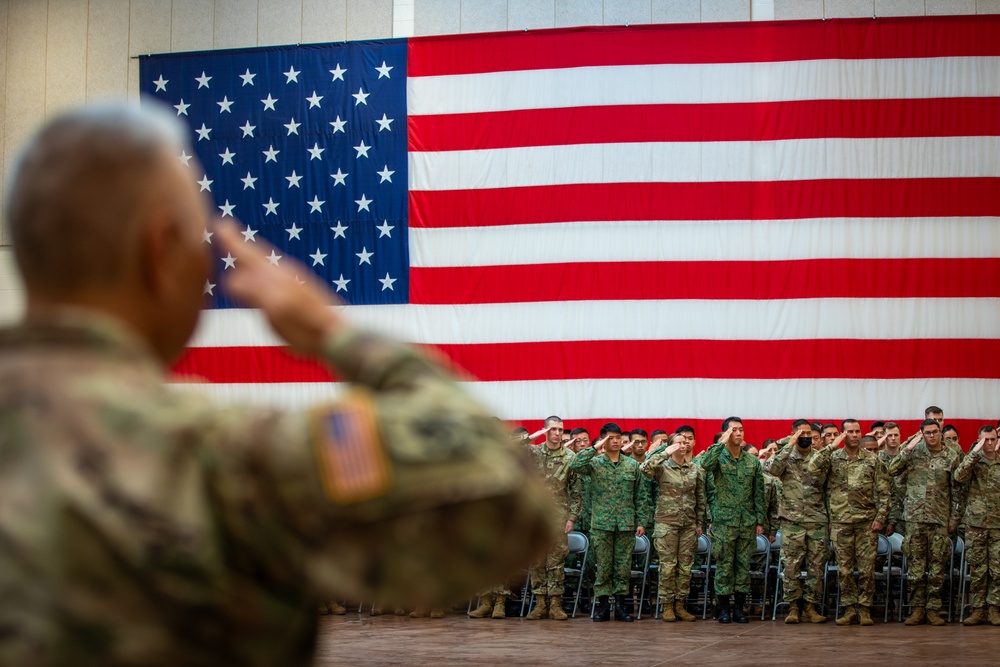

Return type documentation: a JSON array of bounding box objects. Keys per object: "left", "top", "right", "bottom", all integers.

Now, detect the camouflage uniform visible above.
[
  {"left": 762, "top": 473, "right": 783, "bottom": 542},
  {"left": 766, "top": 445, "right": 828, "bottom": 605},
  {"left": 524, "top": 444, "right": 582, "bottom": 596},
  {"left": 570, "top": 448, "right": 651, "bottom": 597},
  {"left": 880, "top": 450, "right": 907, "bottom": 536},
  {"left": 0, "top": 313, "right": 555, "bottom": 666},
  {"left": 809, "top": 447, "right": 890, "bottom": 608},
  {"left": 953, "top": 451, "right": 1000, "bottom": 609},
  {"left": 887, "top": 443, "right": 962, "bottom": 612},
  {"left": 697, "top": 444, "right": 765, "bottom": 596},
  {"left": 639, "top": 451, "right": 706, "bottom": 604}
]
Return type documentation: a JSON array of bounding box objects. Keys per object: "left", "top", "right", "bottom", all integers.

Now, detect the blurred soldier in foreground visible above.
[{"left": 0, "top": 103, "right": 555, "bottom": 666}]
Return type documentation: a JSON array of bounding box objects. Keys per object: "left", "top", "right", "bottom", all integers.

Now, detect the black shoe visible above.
[
  {"left": 593, "top": 596, "right": 610, "bottom": 622},
  {"left": 717, "top": 594, "right": 731, "bottom": 624},
  {"left": 733, "top": 593, "right": 749, "bottom": 623},
  {"left": 613, "top": 595, "right": 634, "bottom": 622}
]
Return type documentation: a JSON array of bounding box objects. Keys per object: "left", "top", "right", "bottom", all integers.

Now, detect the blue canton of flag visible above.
[{"left": 140, "top": 40, "right": 408, "bottom": 306}]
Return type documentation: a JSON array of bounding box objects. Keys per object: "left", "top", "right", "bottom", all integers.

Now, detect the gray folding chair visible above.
[
  {"left": 887, "top": 532, "right": 906, "bottom": 621},
  {"left": 631, "top": 534, "right": 652, "bottom": 619},
  {"left": 957, "top": 537, "right": 972, "bottom": 622},
  {"left": 872, "top": 533, "right": 892, "bottom": 621},
  {"left": 750, "top": 534, "right": 771, "bottom": 619},
  {"left": 948, "top": 536, "right": 963, "bottom": 622},
  {"left": 563, "top": 530, "right": 590, "bottom": 618},
  {"left": 687, "top": 533, "right": 712, "bottom": 619}
]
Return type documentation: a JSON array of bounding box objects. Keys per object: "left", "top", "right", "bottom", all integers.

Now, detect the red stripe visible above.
[
  {"left": 409, "top": 179, "right": 1000, "bottom": 228},
  {"left": 408, "top": 16, "right": 1000, "bottom": 77},
  {"left": 170, "top": 339, "right": 1000, "bottom": 384},
  {"left": 408, "top": 98, "right": 1000, "bottom": 151},
  {"left": 410, "top": 259, "right": 1000, "bottom": 304}
]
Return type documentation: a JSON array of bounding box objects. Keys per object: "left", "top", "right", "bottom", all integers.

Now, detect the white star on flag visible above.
[
  {"left": 202, "top": 228, "right": 214, "bottom": 243},
  {"left": 329, "top": 64, "right": 346, "bottom": 81},
  {"left": 284, "top": 66, "right": 300, "bottom": 83},
  {"left": 333, "top": 274, "right": 350, "bottom": 292},
  {"left": 285, "top": 223, "right": 302, "bottom": 240},
  {"left": 261, "top": 94, "right": 278, "bottom": 111},
  {"left": 195, "top": 123, "right": 212, "bottom": 141},
  {"left": 329, "top": 116, "right": 346, "bottom": 133},
  {"left": 286, "top": 170, "right": 303, "bottom": 188},
  {"left": 195, "top": 71, "right": 212, "bottom": 88},
  {"left": 307, "top": 143, "right": 325, "bottom": 160},
  {"left": 375, "top": 61, "right": 393, "bottom": 78},
  {"left": 306, "top": 91, "right": 323, "bottom": 108},
  {"left": 376, "top": 114, "right": 394, "bottom": 131},
  {"left": 222, "top": 252, "right": 237, "bottom": 269},
  {"left": 204, "top": 280, "right": 216, "bottom": 295},
  {"left": 153, "top": 75, "right": 168, "bottom": 91},
  {"left": 352, "top": 87, "right": 370, "bottom": 106},
  {"left": 356, "top": 247, "right": 373, "bottom": 265},
  {"left": 309, "top": 249, "right": 327, "bottom": 266},
  {"left": 354, "top": 141, "right": 370, "bottom": 158},
  {"left": 263, "top": 198, "right": 280, "bottom": 215},
  {"left": 178, "top": 150, "right": 192, "bottom": 166},
  {"left": 308, "top": 195, "right": 325, "bottom": 212},
  {"left": 263, "top": 145, "right": 280, "bottom": 162},
  {"left": 376, "top": 220, "right": 394, "bottom": 238},
  {"left": 240, "top": 121, "right": 256, "bottom": 137},
  {"left": 379, "top": 273, "right": 396, "bottom": 291},
  {"left": 330, "top": 221, "right": 348, "bottom": 238},
  {"left": 174, "top": 99, "right": 190, "bottom": 115},
  {"left": 239, "top": 68, "right": 256, "bottom": 86},
  {"left": 217, "top": 96, "right": 234, "bottom": 113},
  {"left": 218, "top": 200, "right": 235, "bottom": 217},
  {"left": 197, "top": 175, "right": 213, "bottom": 192},
  {"left": 241, "top": 172, "right": 257, "bottom": 189},
  {"left": 330, "top": 168, "right": 348, "bottom": 185},
  {"left": 219, "top": 148, "right": 235, "bottom": 165},
  {"left": 284, "top": 118, "right": 301, "bottom": 135},
  {"left": 241, "top": 226, "right": 258, "bottom": 242},
  {"left": 355, "top": 194, "right": 372, "bottom": 212},
  {"left": 267, "top": 250, "right": 282, "bottom": 265},
  {"left": 377, "top": 165, "right": 394, "bottom": 183}
]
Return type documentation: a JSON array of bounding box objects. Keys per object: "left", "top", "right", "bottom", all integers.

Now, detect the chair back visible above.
[
  {"left": 696, "top": 533, "right": 711, "bottom": 556},
  {"left": 755, "top": 534, "right": 770, "bottom": 555},
  {"left": 633, "top": 534, "right": 651, "bottom": 556},
  {"left": 567, "top": 531, "right": 588, "bottom": 554},
  {"left": 876, "top": 533, "right": 891, "bottom": 557},
  {"left": 887, "top": 532, "right": 904, "bottom": 553}
]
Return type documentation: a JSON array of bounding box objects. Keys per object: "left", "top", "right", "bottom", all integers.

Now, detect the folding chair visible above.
[
  {"left": 563, "top": 531, "right": 590, "bottom": 618},
  {"left": 872, "top": 533, "right": 893, "bottom": 621},
  {"left": 887, "top": 532, "right": 907, "bottom": 621},
  {"left": 632, "top": 534, "right": 652, "bottom": 619},
  {"left": 948, "top": 536, "right": 963, "bottom": 622},
  {"left": 686, "top": 533, "right": 712, "bottom": 619},
  {"left": 749, "top": 534, "right": 771, "bottom": 619},
  {"left": 957, "top": 537, "right": 972, "bottom": 622}
]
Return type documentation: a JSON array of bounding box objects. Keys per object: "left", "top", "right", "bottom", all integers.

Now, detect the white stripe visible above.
[
  {"left": 188, "top": 299, "right": 1000, "bottom": 347},
  {"left": 172, "top": 378, "right": 1000, "bottom": 420},
  {"left": 408, "top": 137, "right": 1000, "bottom": 190},
  {"left": 408, "top": 57, "right": 1000, "bottom": 115},
  {"left": 410, "top": 217, "right": 1000, "bottom": 266}
]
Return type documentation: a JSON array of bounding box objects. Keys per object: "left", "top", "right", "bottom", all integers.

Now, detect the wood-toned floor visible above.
[{"left": 314, "top": 611, "right": 998, "bottom": 666}]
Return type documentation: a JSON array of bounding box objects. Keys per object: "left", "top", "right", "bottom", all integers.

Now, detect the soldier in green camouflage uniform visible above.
[
  {"left": 953, "top": 426, "right": 1000, "bottom": 626},
  {"left": 888, "top": 419, "right": 962, "bottom": 626},
  {"left": 570, "top": 423, "right": 651, "bottom": 622},
  {"left": 640, "top": 434, "right": 706, "bottom": 622},
  {"left": 696, "top": 418, "right": 764, "bottom": 624},
  {"left": 0, "top": 104, "right": 557, "bottom": 666},
  {"left": 521, "top": 417, "right": 582, "bottom": 621},
  {"left": 808, "top": 423, "right": 890, "bottom": 626},
  {"left": 765, "top": 421, "right": 829, "bottom": 624}
]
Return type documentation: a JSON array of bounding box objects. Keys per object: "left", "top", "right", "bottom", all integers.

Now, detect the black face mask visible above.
[{"left": 797, "top": 436, "right": 813, "bottom": 448}]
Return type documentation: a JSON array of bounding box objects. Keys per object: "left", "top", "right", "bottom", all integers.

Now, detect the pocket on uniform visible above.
[{"left": 653, "top": 524, "right": 669, "bottom": 539}]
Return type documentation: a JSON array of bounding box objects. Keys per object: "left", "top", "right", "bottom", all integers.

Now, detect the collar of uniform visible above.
[{"left": 665, "top": 457, "right": 688, "bottom": 469}]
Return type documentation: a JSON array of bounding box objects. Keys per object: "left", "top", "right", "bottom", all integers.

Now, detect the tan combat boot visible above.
[
  {"left": 675, "top": 600, "right": 697, "bottom": 622},
  {"left": 469, "top": 596, "right": 493, "bottom": 618},
  {"left": 525, "top": 597, "right": 548, "bottom": 620},
  {"left": 963, "top": 608, "right": 987, "bottom": 626},
  {"left": 548, "top": 596, "right": 568, "bottom": 620},
  {"left": 492, "top": 595, "right": 507, "bottom": 619},
  {"left": 904, "top": 607, "right": 925, "bottom": 625},
  {"left": 858, "top": 606, "right": 874, "bottom": 626},
  {"left": 661, "top": 601, "right": 676, "bottom": 622},
  {"left": 836, "top": 606, "right": 857, "bottom": 626},
  {"left": 989, "top": 605, "right": 1000, "bottom": 626},
  {"left": 784, "top": 604, "right": 800, "bottom": 624},
  {"left": 925, "top": 609, "right": 946, "bottom": 626},
  {"left": 393, "top": 607, "right": 407, "bottom": 616},
  {"left": 429, "top": 609, "right": 445, "bottom": 618},
  {"left": 328, "top": 600, "right": 347, "bottom": 615},
  {"left": 409, "top": 608, "right": 428, "bottom": 618},
  {"left": 802, "top": 603, "right": 827, "bottom": 623},
  {"left": 370, "top": 605, "right": 384, "bottom": 617}
]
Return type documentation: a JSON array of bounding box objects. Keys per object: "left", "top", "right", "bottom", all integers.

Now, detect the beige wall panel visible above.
[
  {"left": 346, "top": 0, "right": 391, "bottom": 39},
  {"left": 508, "top": 0, "right": 555, "bottom": 29},
  {"left": 171, "top": 0, "right": 216, "bottom": 52},
  {"left": 824, "top": 0, "right": 874, "bottom": 17},
  {"left": 774, "top": 0, "right": 823, "bottom": 18},
  {"left": 86, "top": 0, "right": 130, "bottom": 101},
  {"left": 258, "top": 0, "right": 303, "bottom": 46},
  {"left": 129, "top": 0, "right": 173, "bottom": 102},
  {"left": 414, "top": 0, "right": 460, "bottom": 34},
  {"left": 604, "top": 0, "right": 652, "bottom": 24},
  {"left": 554, "top": 0, "right": 602, "bottom": 27},
  {"left": 874, "top": 0, "right": 924, "bottom": 16},
  {"left": 702, "top": 0, "right": 751, "bottom": 21},
  {"left": 461, "top": 0, "right": 507, "bottom": 32},
  {"left": 927, "top": 0, "right": 975, "bottom": 12},
  {"left": 980, "top": 0, "right": 1000, "bottom": 13},
  {"left": 0, "top": 248, "right": 25, "bottom": 322},
  {"left": 653, "top": 0, "right": 701, "bottom": 22},
  {"left": 214, "top": 0, "right": 258, "bottom": 49},
  {"left": 0, "top": 0, "right": 6, "bottom": 245},
  {"left": 45, "top": 0, "right": 90, "bottom": 117},
  {"left": 302, "top": 0, "right": 348, "bottom": 43}
]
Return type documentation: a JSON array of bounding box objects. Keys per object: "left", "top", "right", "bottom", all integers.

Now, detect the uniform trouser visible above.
[
  {"left": 904, "top": 522, "right": 950, "bottom": 611},
  {"left": 711, "top": 523, "right": 755, "bottom": 595},
  {"left": 653, "top": 522, "right": 698, "bottom": 601},
  {"left": 780, "top": 521, "right": 829, "bottom": 604},
  {"left": 831, "top": 521, "right": 878, "bottom": 606},
  {"left": 477, "top": 584, "right": 512, "bottom": 597},
  {"left": 965, "top": 527, "right": 1000, "bottom": 608},
  {"left": 591, "top": 529, "right": 634, "bottom": 597},
  {"left": 529, "top": 534, "right": 570, "bottom": 596}
]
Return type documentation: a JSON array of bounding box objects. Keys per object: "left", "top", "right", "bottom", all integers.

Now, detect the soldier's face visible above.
[
  {"left": 651, "top": 434, "right": 668, "bottom": 450},
  {"left": 631, "top": 435, "right": 647, "bottom": 455},
  {"left": 885, "top": 428, "right": 900, "bottom": 448},
  {"left": 605, "top": 433, "right": 622, "bottom": 453},
  {"left": 862, "top": 440, "right": 879, "bottom": 454},
  {"left": 822, "top": 427, "right": 839, "bottom": 445},
  {"left": 873, "top": 427, "right": 885, "bottom": 440},
  {"left": 982, "top": 431, "right": 998, "bottom": 454},
  {"left": 546, "top": 422, "right": 564, "bottom": 447},
  {"left": 811, "top": 432, "right": 822, "bottom": 450},
  {"left": 928, "top": 412, "right": 944, "bottom": 428},
  {"left": 944, "top": 429, "right": 959, "bottom": 444},
  {"left": 573, "top": 432, "right": 590, "bottom": 452},
  {"left": 795, "top": 428, "right": 814, "bottom": 450},
  {"left": 729, "top": 425, "right": 744, "bottom": 446},
  {"left": 922, "top": 425, "right": 942, "bottom": 448},
  {"left": 843, "top": 422, "right": 862, "bottom": 448},
  {"left": 684, "top": 433, "right": 695, "bottom": 450}
]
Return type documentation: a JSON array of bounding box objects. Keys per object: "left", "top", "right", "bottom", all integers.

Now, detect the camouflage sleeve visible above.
[
  {"left": 638, "top": 448, "right": 668, "bottom": 478},
  {"left": 635, "top": 467, "right": 653, "bottom": 528},
  {"left": 764, "top": 444, "right": 791, "bottom": 478},
  {"left": 953, "top": 451, "right": 978, "bottom": 484},
  {"left": 566, "top": 470, "right": 583, "bottom": 524},
  {"left": 874, "top": 460, "right": 891, "bottom": 525},
  {"left": 806, "top": 445, "right": 833, "bottom": 481},
  {"left": 697, "top": 442, "right": 724, "bottom": 473},
  {"left": 886, "top": 448, "right": 912, "bottom": 477},
  {"left": 568, "top": 445, "right": 596, "bottom": 475},
  {"left": 695, "top": 467, "right": 708, "bottom": 529},
  {"left": 888, "top": 471, "right": 906, "bottom": 526},
  {"left": 767, "top": 479, "right": 782, "bottom": 538},
  {"left": 949, "top": 452, "right": 964, "bottom": 528},
  {"left": 753, "top": 459, "right": 766, "bottom": 527}
]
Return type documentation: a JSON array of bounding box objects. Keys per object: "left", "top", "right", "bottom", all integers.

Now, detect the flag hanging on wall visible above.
[{"left": 143, "top": 15, "right": 1000, "bottom": 449}]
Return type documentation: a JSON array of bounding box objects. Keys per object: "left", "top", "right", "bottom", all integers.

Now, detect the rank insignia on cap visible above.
[{"left": 311, "top": 390, "right": 392, "bottom": 504}]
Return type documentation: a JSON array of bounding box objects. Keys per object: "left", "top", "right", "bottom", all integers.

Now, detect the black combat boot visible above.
[
  {"left": 717, "top": 595, "right": 732, "bottom": 623},
  {"left": 613, "top": 595, "right": 634, "bottom": 622},
  {"left": 593, "top": 596, "right": 610, "bottom": 622},
  {"left": 733, "top": 593, "right": 749, "bottom": 623}
]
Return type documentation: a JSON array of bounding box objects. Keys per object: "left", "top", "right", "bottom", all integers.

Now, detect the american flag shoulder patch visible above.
[{"left": 311, "top": 390, "right": 392, "bottom": 504}]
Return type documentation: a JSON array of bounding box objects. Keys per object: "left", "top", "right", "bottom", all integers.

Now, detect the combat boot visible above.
[
  {"left": 925, "top": 608, "right": 946, "bottom": 626},
  {"left": 660, "top": 601, "right": 676, "bottom": 622},
  {"left": 491, "top": 595, "right": 507, "bottom": 619},
  {"left": 327, "top": 600, "right": 346, "bottom": 615},
  {"left": 429, "top": 609, "right": 445, "bottom": 619},
  {"left": 836, "top": 606, "right": 858, "bottom": 626},
  {"left": 614, "top": 595, "right": 634, "bottom": 622},
  {"left": 716, "top": 595, "right": 731, "bottom": 624},
  {"left": 393, "top": 607, "right": 407, "bottom": 616},
  {"left": 858, "top": 606, "right": 874, "bottom": 626},
  {"left": 784, "top": 604, "right": 800, "bottom": 624},
  {"left": 963, "top": 608, "right": 986, "bottom": 626},
  {"left": 904, "top": 607, "right": 925, "bottom": 625},
  {"left": 675, "top": 600, "right": 697, "bottom": 622},
  {"left": 802, "top": 603, "right": 827, "bottom": 623},
  {"left": 732, "top": 593, "right": 749, "bottom": 623},
  {"left": 469, "top": 596, "right": 493, "bottom": 618},
  {"left": 409, "top": 609, "right": 428, "bottom": 618},
  {"left": 989, "top": 605, "right": 1000, "bottom": 626},
  {"left": 593, "top": 596, "right": 611, "bottom": 622},
  {"left": 370, "top": 605, "right": 384, "bottom": 617},
  {"left": 548, "top": 596, "right": 568, "bottom": 620},
  {"left": 525, "top": 597, "right": 548, "bottom": 620}
]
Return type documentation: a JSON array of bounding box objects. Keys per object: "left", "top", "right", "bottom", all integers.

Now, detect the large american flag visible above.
[{"left": 144, "top": 16, "right": 1000, "bottom": 450}]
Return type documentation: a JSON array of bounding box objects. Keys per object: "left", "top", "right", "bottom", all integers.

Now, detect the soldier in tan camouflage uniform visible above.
[
  {"left": 953, "top": 426, "right": 1000, "bottom": 626},
  {"left": 888, "top": 419, "right": 962, "bottom": 626},
  {"left": 765, "top": 420, "right": 829, "bottom": 624},
  {"left": 640, "top": 434, "right": 706, "bottom": 622},
  {"left": 880, "top": 422, "right": 907, "bottom": 537},
  {"left": 0, "top": 104, "right": 556, "bottom": 666},
  {"left": 808, "top": 422, "right": 890, "bottom": 626}
]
